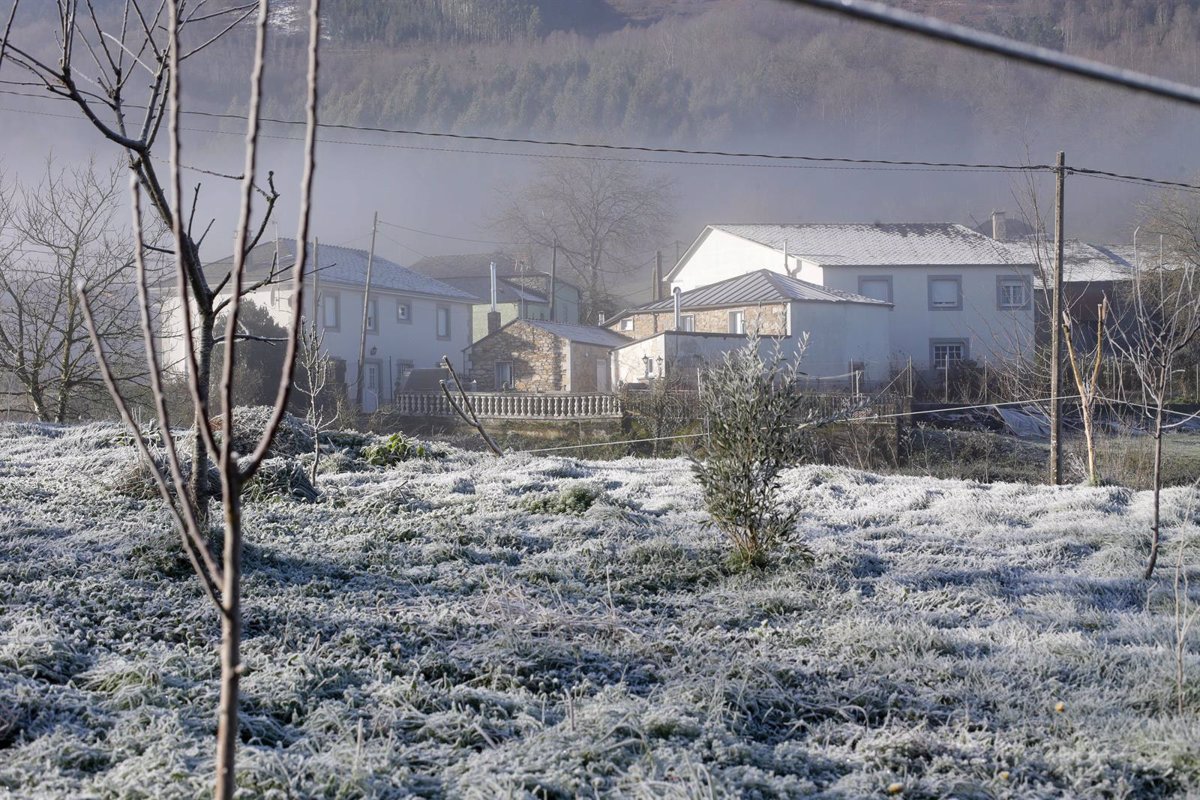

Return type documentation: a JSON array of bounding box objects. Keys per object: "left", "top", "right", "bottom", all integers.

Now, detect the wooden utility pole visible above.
[
  {"left": 355, "top": 212, "right": 378, "bottom": 410},
  {"left": 1049, "top": 151, "right": 1066, "bottom": 485},
  {"left": 653, "top": 250, "right": 663, "bottom": 302}
]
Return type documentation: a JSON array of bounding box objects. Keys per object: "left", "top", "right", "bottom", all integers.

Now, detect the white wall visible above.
[
  {"left": 613, "top": 299, "right": 890, "bottom": 388},
  {"left": 819, "top": 265, "right": 1035, "bottom": 370},
  {"left": 670, "top": 228, "right": 801, "bottom": 292},
  {"left": 158, "top": 281, "right": 472, "bottom": 411}
]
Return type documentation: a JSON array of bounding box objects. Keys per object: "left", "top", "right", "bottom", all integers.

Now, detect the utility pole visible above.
[
  {"left": 1049, "top": 151, "right": 1066, "bottom": 485},
  {"left": 355, "top": 211, "right": 378, "bottom": 410},
  {"left": 653, "top": 250, "right": 663, "bottom": 302}
]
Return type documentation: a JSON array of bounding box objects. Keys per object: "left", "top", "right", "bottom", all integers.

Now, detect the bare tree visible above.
[
  {"left": 68, "top": 1, "right": 321, "bottom": 797},
  {"left": 1, "top": 0, "right": 285, "bottom": 515},
  {"left": 1061, "top": 297, "right": 1108, "bottom": 486},
  {"left": 494, "top": 160, "right": 674, "bottom": 321},
  {"left": 1110, "top": 249, "right": 1200, "bottom": 579},
  {"left": 296, "top": 319, "right": 333, "bottom": 484},
  {"left": 0, "top": 160, "right": 149, "bottom": 423}
]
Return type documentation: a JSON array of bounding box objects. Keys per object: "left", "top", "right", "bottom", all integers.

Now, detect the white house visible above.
[
  {"left": 163, "top": 238, "right": 478, "bottom": 412},
  {"left": 607, "top": 269, "right": 892, "bottom": 388},
  {"left": 666, "top": 223, "right": 1037, "bottom": 374}
]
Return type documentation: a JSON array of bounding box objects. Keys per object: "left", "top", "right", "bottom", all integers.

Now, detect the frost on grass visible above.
[{"left": 1, "top": 422, "right": 1199, "bottom": 798}]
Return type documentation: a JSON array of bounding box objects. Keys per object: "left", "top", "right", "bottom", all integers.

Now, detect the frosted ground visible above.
[{"left": 1, "top": 422, "right": 1199, "bottom": 799}]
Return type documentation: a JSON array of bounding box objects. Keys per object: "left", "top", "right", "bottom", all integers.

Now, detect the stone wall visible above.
[
  {"left": 466, "top": 321, "right": 565, "bottom": 391},
  {"left": 612, "top": 303, "right": 788, "bottom": 338}
]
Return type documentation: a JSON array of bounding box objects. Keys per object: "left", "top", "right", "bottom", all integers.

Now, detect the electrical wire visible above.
[{"left": 783, "top": 0, "right": 1200, "bottom": 108}]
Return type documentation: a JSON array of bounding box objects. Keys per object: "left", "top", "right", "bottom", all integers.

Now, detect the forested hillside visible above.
[{"left": 216, "top": 0, "right": 1200, "bottom": 151}]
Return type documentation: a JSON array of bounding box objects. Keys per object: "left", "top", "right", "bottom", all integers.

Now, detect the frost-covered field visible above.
[{"left": 2, "top": 422, "right": 1199, "bottom": 799}]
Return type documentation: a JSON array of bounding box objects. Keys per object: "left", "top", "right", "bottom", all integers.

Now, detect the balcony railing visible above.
[{"left": 392, "top": 392, "right": 623, "bottom": 419}]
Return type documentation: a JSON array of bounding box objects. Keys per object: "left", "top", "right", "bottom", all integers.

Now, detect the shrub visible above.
[
  {"left": 360, "top": 433, "right": 440, "bottom": 466},
  {"left": 523, "top": 482, "right": 603, "bottom": 515},
  {"left": 693, "top": 335, "right": 813, "bottom": 568}
]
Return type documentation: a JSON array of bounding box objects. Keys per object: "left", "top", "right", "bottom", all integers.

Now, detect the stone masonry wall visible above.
[
  {"left": 466, "top": 321, "right": 565, "bottom": 392},
  {"left": 612, "top": 303, "right": 788, "bottom": 338}
]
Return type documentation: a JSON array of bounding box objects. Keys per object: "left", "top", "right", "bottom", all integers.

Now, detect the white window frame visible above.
[
  {"left": 729, "top": 310, "right": 745, "bottom": 334},
  {"left": 678, "top": 314, "right": 695, "bottom": 332},
  {"left": 620, "top": 317, "right": 635, "bottom": 332},
  {"left": 396, "top": 299, "right": 412, "bottom": 323},
  {"left": 930, "top": 338, "right": 968, "bottom": 370},
  {"left": 436, "top": 306, "right": 451, "bottom": 340}
]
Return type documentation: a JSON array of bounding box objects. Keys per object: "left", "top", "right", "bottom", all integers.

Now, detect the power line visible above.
[
  {"left": 783, "top": 0, "right": 1200, "bottom": 109},
  {"left": 4, "top": 92, "right": 1200, "bottom": 193},
  {"left": 377, "top": 219, "right": 516, "bottom": 246},
  {"left": 0, "top": 87, "right": 1049, "bottom": 173}
]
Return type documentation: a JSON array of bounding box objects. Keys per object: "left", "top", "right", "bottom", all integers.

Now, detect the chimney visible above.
[
  {"left": 598, "top": 311, "right": 606, "bottom": 325},
  {"left": 673, "top": 286, "right": 682, "bottom": 331},
  {"left": 991, "top": 210, "right": 1007, "bottom": 241},
  {"left": 489, "top": 261, "right": 498, "bottom": 312},
  {"left": 486, "top": 310, "right": 501, "bottom": 335}
]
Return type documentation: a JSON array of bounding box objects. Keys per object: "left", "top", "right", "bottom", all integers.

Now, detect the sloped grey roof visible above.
[
  {"left": 410, "top": 251, "right": 520, "bottom": 279},
  {"left": 205, "top": 238, "right": 478, "bottom": 301},
  {"left": 712, "top": 223, "right": 1031, "bottom": 266},
  {"left": 1014, "top": 239, "right": 1136, "bottom": 284},
  {"left": 638, "top": 269, "right": 889, "bottom": 312},
  {"left": 523, "top": 320, "right": 630, "bottom": 347},
  {"left": 439, "top": 276, "right": 548, "bottom": 305}
]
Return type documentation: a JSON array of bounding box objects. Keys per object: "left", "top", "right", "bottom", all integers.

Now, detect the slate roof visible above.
[
  {"left": 522, "top": 320, "right": 630, "bottom": 347},
  {"left": 1014, "top": 239, "right": 1137, "bottom": 284},
  {"left": 410, "top": 251, "right": 521, "bottom": 279},
  {"left": 637, "top": 269, "right": 890, "bottom": 312},
  {"left": 709, "top": 223, "right": 1032, "bottom": 267},
  {"left": 439, "top": 276, "right": 548, "bottom": 305},
  {"left": 205, "top": 238, "right": 478, "bottom": 301}
]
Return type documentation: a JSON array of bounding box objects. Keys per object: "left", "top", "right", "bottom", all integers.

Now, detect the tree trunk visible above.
[
  {"left": 192, "top": 313, "right": 216, "bottom": 524},
  {"left": 1081, "top": 399, "right": 1098, "bottom": 485},
  {"left": 1145, "top": 405, "right": 1165, "bottom": 579},
  {"left": 214, "top": 488, "right": 243, "bottom": 800}
]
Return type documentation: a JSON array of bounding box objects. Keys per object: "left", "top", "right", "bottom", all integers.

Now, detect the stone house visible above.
[
  {"left": 464, "top": 319, "right": 630, "bottom": 393},
  {"left": 606, "top": 269, "right": 892, "bottom": 387}
]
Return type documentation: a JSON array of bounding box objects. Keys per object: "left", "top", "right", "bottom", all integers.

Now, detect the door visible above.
[
  {"left": 363, "top": 362, "right": 380, "bottom": 412},
  {"left": 596, "top": 359, "right": 610, "bottom": 392}
]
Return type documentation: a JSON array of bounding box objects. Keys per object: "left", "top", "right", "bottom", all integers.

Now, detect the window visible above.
[
  {"left": 495, "top": 361, "right": 513, "bottom": 389},
  {"left": 436, "top": 306, "right": 451, "bottom": 339},
  {"left": 997, "top": 276, "right": 1030, "bottom": 309},
  {"left": 928, "top": 276, "right": 962, "bottom": 310},
  {"left": 729, "top": 310, "right": 745, "bottom": 334},
  {"left": 363, "top": 363, "right": 379, "bottom": 393},
  {"left": 321, "top": 293, "right": 339, "bottom": 329},
  {"left": 678, "top": 315, "right": 695, "bottom": 332},
  {"left": 396, "top": 300, "right": 411, "bottom": 323},
  {"left": 931, "top": 339, "right": 968, "bottom": 369},
  {"left": 365, "top": 297, "right": 378, "bottom": 333},
  {"left": 857, "top": 275, "right": 893, "bottom": 302},
  {"left": 620, "top": 317, "right": 635, "bottom": 332}
]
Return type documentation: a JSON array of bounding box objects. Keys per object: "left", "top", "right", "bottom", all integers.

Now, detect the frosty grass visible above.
[{"left": 1, "top": 422, "right": 1199, "bottom": 798}]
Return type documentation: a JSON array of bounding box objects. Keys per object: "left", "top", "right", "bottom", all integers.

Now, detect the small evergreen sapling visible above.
[{"left": 692, "top": 334, "right": 812, "bottom": 568}]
